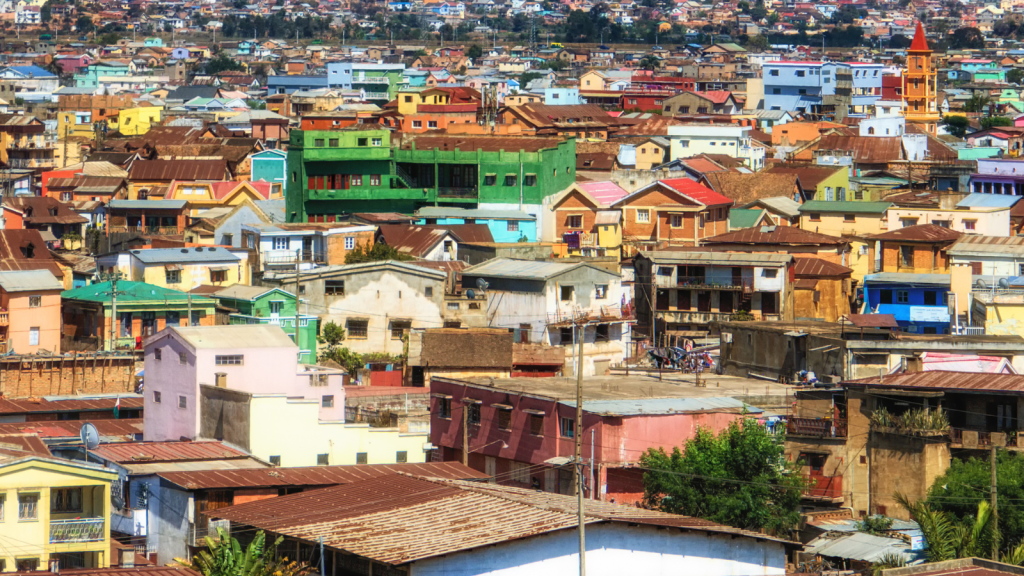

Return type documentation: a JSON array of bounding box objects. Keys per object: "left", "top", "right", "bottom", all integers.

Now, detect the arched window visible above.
[{"left": 868, "top": 127, "right": 875, "bottom": 135}]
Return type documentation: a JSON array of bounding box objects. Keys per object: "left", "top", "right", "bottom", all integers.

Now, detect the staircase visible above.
[{"left": 393, "top": 164, "right": 416, "bottom": 189}]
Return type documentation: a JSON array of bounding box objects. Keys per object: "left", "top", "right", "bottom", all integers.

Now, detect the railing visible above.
[
  {"left": 437, "top": 187, "right": 477, "bottom": 198},
  {"left": 959, "top": 326, "right": 986, "bottom": 335},
  {"left": 345, "top": 407, "right": 399, "bottom": 428},
  {"left": 363, "top": 91, "right": 389, "bottom": 100},
  {"left": 353, "top": 76, "right": 390, "bottom": 84},
  {"left": 107, "top": 226, "right": 181, "bottom": 235},
  {"left": 804, "top": 475, "right": 843, "bottom": 500},
  {"left": 262, "top": 249, "right": 326, "bottom": 266},
  {"left": 676, "top": 277, "right": 753, "bottom": 291},
  {"left": 7, "top": 158, "right": 54, "bottom": 168},
  {"left": 950, "top": 427, "right": 1018, "bottom": 447},
  {"left": 0, "top": 311, "right": 7, "bottom": 326},
  {"left": 788, "top": 417, "right": 848, "bottom": 438},
  {"left": 8, "top": 140, "right": 56, "bottom": 150},
  {"left": 50, "top": 518, "right": 105, "bottom": 543}
]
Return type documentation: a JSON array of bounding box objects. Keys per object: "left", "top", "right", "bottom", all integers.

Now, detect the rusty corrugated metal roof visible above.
[
  {"left": 90, "top": 440, "right": 249, "bottom": 463},
  {"left": 846, "top": 370, "right": 1024, "bottom": 392},
  {"left": 159, "top": 462, "right": 488, "bottom": 490},
  {"left": 209, "top": 475, "right": 796, "bottom": 566},
  {"left": 128, "top": 159, "right": 228, "bottom": 182},
  {"left": 793, "top": 257, "right": 852, "bottom": 277},
  {"left": 0, "top": 396, "right": 143, "bottom": 414},
  {"left": 703, "top": 226, "right": 846, "bottom": 246},
  {"left": 870, "top": 223, "right": 962, "bottom": 243},
  {"left": 0, "top": 419, "right": 143, "bottom": 439}
]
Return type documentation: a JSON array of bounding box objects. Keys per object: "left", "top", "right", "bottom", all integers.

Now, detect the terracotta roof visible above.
[
  {"left": 14, "top": 567, "right": 200, "bottom": 576},
  {"left": 793, "top": 256, "right": 852, "bottom": 277},
  {"left": 703, "top": 226, "right": 847, "bottom": 246},
  {"left": 701, "top": 172, "right": 800, "bottom": 204},
  {"left": 846, "top": 370, "right": 1024, "bottom": 392},
  {"left": 160, "top": 462, "right": 487, "bottom": 490},
  {"left": 680, "top": 157, "right": 729, "bottom": 175},
  {"left": 208, "top": 475, "right": 794, "bottom": 566},
  {"left": 89, "top": 440, "right": 251, "bottom": 463},
  {"left": 695, "top": 90, "right": 733, "bottom": 104},
  {"left": 910, "top": 20, "right": 929, "bottom": 51},
  {"left": 870, "top": 223, "right": 962, "bottom": 243},
  {"left": 129, "top": 159, "right": 228, "bottom": 181},
  {"left": 504, "top": 103, "right": 612, "bottom": 130}
]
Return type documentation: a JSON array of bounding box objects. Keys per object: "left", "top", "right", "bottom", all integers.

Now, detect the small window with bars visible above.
[
  {"left": 356, "top": 453, "right": 368, "bottom": 465},
  {"left": 215, "top": 355, "right": 243, "bottom": 365},
  {"left": 529, "top": 414, "right": 544, "bottom": 435},
  {"left": 317, "top": 454, "right": 329, "bottom": 465},
  {"left": 438, "top": 398, "right": 451, "bottom": 418},
  {"left": 269, "top": 456, "right": 281, "bottom": 466},
  {"left": 497, "top": 408, "right": 512, "bottom": 430},
  {"left": 347, "top": 319, "right": 368, "bottom": 338},
  {"left": 396, "top": 451, "right": 407, "bottom": 463},
  {"left": 18, "top": 493, "right": 38, "bottom": 520}
]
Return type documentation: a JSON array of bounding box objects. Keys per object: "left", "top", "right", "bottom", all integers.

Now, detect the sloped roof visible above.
[
  {"left": 129, "top": 159, "right": 228, "bottom": 181},
  {"left": 798, "top": 200, "right": 892, "bottom": 214},
  {"left": 910, "top": 20, "right": 929, "bottom": 51},
  {"left": 870, "top": 223, "right": 962, "bottom": 243},
  {"left": 63, "top": 281, "right": 216, "bottom": 306},
  {"left": 701, "top": 172, "right": 800, "bottom": 204},
  {"left": 170, "top": 325, "right": 297, "bottom": 350},
  {"left": 654, "top": 178, "right": 734, "bottom": 207},
  {"left": 3, "top": 197, "right": 88, "bottom": 225},
  {"left": 158, "top": 462, "right": 487, "bottom": 490},
  {"left": 766, "top": 166, "right": 844, "bottom": 192},
  {"left": 0, "top": 270, "right": 63, "bottom": 292},
  {"left": 793, "top": 257, "right": 853, "bottom": 277},
  {"left": 815, "top": 135, "right": 903, "bottom": 164},
  {"left": 703, "top": 226, "right": 847, "bottom": 246}
]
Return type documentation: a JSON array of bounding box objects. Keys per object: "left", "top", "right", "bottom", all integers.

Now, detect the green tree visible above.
[
  {"left": 639, "top": 418, "right": 806, "bottom": 536},
  {"left": 205, "top": 54, "right": 244, "bottom": 74},
  {"left": 40, "top": 0, "right": 51, "bottom": 23},
  {"left": 543, "top": 58, "right": 567, "bottom": 71},
  {"left": 965, "top": 92, "right": 992, "bottom": 114},
  {"left": 746, "top": 34, "right": 769, "bottom": 51},
  {"left": 176, "top": 527, "right": 310, "bottom": 576},
  {"left": 951, "top": 27, "right": 986, "bottom": 49},
  {"left": 344, "top": 241, "right": 413, "bottom": 264},
  {"left": 942, "top": 114, "right": 970, "bottom": 138},
  {"left": 466, "top": 44, "right": 483, "bottom": 58},
  {"left": 898, "top": 494, "right": 995, "bottom": 562},
  {"left": 638, "top": 54, "right": 661, "bottom": 70},
  {"left": 75, "top": 15, "right": 94, "bottom": 34},
  {"left": 982, "top": 116, "right": 1013, "bottom": 129},
  {"left": 97, "top": 32, "right": 120, "bottom": 45},
  {"left": 1009, "top": 68, "right": 1024, "bottom": 85}
]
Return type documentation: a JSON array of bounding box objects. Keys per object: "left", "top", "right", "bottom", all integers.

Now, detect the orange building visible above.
[
  {"left": 0, "top": 269, "right": 64, "bottom": 355},
  {"left": 904, "top": 21, "right": 940, "bottom": 134},
  {"left": 611, "top": 178, "right": 733, "bottom": 251}
]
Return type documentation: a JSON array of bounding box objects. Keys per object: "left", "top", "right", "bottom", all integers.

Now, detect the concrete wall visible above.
[
  {"left": 0, "top": 355, "right": 135, "bottom": 398},
  {"left": 199, "top": 385, "right": 252, "bottom": 451},
  {"left": 869, "top": 430, "right": 950, "bottom": 520},
  {"left": 410, "top": 522, "right": 787, "bottom": 576},
  {"left": 136, "top": 476, "right": 191, "bottom": 566},
  {"left": 144, "top": 335, "right": 199, "bottom": 441}
]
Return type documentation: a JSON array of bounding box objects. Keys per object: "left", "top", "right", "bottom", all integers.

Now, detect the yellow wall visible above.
[
  {"left": 845, "top": 239, "right": 874, "bottom": 283},
  {"left": 799, "top": 213, "right": 887, "bottom": 237},
  {"left": 978, "top": 299, "right": 1024, "bottom": 338},
  {"left": 396, "top": 90, "right": 450, "bottom": 115},
  {"left": 0, "top": 459, "right": 116, "bottom": 571},
  {"left": 110, "top": 106, "right": 163, "bottom": 136},
  {"left": 136, "top": 262, "right": 248, "bottom": 291},
  {"left": 57, "top": 113, "right": 95, "bottom": 139},
  {"left": 597, "top": 223, "right": 621, "bottom": 249},
  {"left": 248, "top": 395, "right": 429, "bottom": 467},
  {"left": 635, "top": 142, "right": 666, "bottom": 170}
]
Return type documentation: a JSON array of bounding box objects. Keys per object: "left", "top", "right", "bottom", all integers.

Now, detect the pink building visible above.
[
  {"left": 143, "top": 325, "right": 345, "bottom": 442},
  {"left": 429, "top": 376, "right": 761, "bottom": 504}
]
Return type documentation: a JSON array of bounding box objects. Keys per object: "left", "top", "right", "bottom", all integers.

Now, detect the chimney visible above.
[
  {"left": 905, "top": 355, "right": 924, "bottom": 373},
  {"left": 215, "top": 372, "right": 227, "bottom": 388},
  {"left": 120, "top": 548, "right": 135, "bottom": 569}
]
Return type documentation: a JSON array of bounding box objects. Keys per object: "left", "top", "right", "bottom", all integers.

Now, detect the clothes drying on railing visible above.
[{"left": 562, "top": 231, "right": 581, "bottom": 249}]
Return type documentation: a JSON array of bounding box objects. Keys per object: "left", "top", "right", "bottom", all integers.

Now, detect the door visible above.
[
  {"left": 269, "top": 301, "right": 283, "bottom": 323},
  {"left": 484, "top": 457, "right": 496, "bottom": 483},
  {"left": 302, "top": 237, "right": 313, "bottom": 261}
]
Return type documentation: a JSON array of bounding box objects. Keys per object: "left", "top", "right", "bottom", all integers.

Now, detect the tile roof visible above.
[
  {"left": 910, "top": 21, "right": 930, "bottom": 51},
  {"left": 701, "top": 172, "right": 800, "bottom": 204},
  {"left": 159, "top": 462, "right": 487, "bottom": 490},
  {"left": 703, "top": 226, "right": 846, "bottom": 246},
  {"left": 814, "top": 135, "right": 903, "bottom": 164},
  {"left": 793, "top": 256, "right": 853, "bottom": 277},
  {"left": 90, "top": 440, "right": 250, "bottom": 463},
  {"left": 870, "top": 223, "right": 962, "bottom": 242},
  {"left": 208, "top": 475, "right": 794, "bottom": 566},
  {"left": 417, "top": 328, "right": 512, "bottom": 368}
]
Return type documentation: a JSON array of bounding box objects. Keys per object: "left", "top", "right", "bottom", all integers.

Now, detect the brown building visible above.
[
  {"left": 792, "top": 257, "right": 854, "bottom": 322},
  {"left": 867, "top": 224, "right": 961, "bottom": 274},
  {"left": 612, "top": 178, "right": 733, "bottom": 253}
]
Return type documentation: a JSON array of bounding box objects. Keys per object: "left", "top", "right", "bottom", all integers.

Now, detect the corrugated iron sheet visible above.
[
  {"left": 0, "top": 419, "right": 143, "bottom": 439},
  {"left": 0, "top": 396, "right": 144, "bottom": 414},
  {"left": 794, "top": 257, "right": 853, "bottom": 277},
  {"left": 90, "top": 440, "right": 249, "bottom": 463},
  {"left": 703, "top": 226, "right": 846, "bottom": 246},
  {"left": 128, "top": 159, "right": 227, "bottom": 181},
  {"left": 846, "top": 370, "right": 1024, "bottom": 392},
  {"left": 159, "top": 462, "right": 487, "bottom": 490},
  {"left": 871, "top": 223, "right": 962, "bottom": 243}
]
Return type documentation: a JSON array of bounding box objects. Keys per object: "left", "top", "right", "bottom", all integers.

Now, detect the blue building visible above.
[
  {"left": 862, "top": 272, "right": 951, "bottom": 334},
  {"left": 847, "top": 62, "right": 884, "bottom": 113},
  {"left": 251, "top": 149, "right": 287, "bottom": 189},
  {"left": 763, "top": 61, "right": 881, "bottom": 114},
  {"left": 414, "top": 207, "right": 538, "bottom": 242},
  {"left": 539, "top": 87, "right": 584, "bottom": 105},
  {"left": 267, "top": 75, "right": 329, "bottom": 95}
]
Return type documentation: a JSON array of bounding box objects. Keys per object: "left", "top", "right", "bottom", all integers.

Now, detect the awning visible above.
[
  {"left": 845, "top": 314, "right": 899, "bottom": 328},
  {"left": 462, "top": 398, "right": 483, "bottom": 405},
  {"left": 37, "top": 229, "right": 57, "bottom": 242},
  {"left": 209, "top": 266, "right": 232, "bottom": 272},
  {"left": 522, "top": 408, "right": 546, "bottom": 415},
  {"left": 164, "top": 264, "right": 183, "bottom": 271},
  {"left": 491, "top": 403, "right": 513, "bottom": 410}
]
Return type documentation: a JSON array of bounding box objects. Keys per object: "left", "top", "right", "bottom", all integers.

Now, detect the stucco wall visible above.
[
  {"left": 410, "top": 522, "right": 787, "bottom": 576},
  {"left": 144, "top": 335, "right": 199, "bottom": 441},
  {"left": 199, "top": 385, "right": 252, "bottom": 451}
]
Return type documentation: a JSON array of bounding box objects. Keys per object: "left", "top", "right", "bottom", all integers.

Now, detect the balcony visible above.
[
  {"left": 50, "top": 518, "right": 105, "bottom": 544},
  {"left": 655, "top": 310, "right": 781, "bottom": 324},
  {"left": 108, "top": 226, "right": 181, "bottom": 235},
  {"left": 363, "top": 92, "right": 389, "bottom": 100},
  {"left": 949, "top": 427, "right": 1019, "bottom": 448},
  {"left": 676, "top": 277, "right": 753, "bottom": 291},
  {"left": 803, "top": 475, "right": 843, "bottom": 501},
  {"left": 262, "top": 249, "right": 326, "bottom": 266},
  {"left": 353, "top": 76, "right": 390, "bottom": 85},
  {"left": 8, "top": 140, "right": 56, "bottom": 150},
  {"left": 437, "top": 187, "right": 477, "bottom": 199},
  {"left": 0, "top": 311, "right": 7, "bottom": 326},
  {"left": 787, "top": 417, "right": 848, "bottom": 438}
]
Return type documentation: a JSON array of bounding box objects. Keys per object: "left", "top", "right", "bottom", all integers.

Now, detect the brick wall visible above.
[{"left": 0, "top": 355, "right": 135, "bottom": 398}]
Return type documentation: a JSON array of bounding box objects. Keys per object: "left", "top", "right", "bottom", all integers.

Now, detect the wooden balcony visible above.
[
  {"left": 804, "top": 475, "right": 843, "bottom": 501},
  {"left": 787, "top": 417, "right": 848, "bottom": 438},
  {"left": 0, "top": 311, "right": 8, "bottom": 327}
]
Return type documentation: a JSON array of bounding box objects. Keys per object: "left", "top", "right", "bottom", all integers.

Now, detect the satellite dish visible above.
[
  {"left": 80, "top": 423, "right": 99, "bottom": 451},
  {"left": 466, "top": 288, "right": 476, "bottom": 299},
  {"left": 1000, "top": 278, "right": 1010, "bottom": 289},
  {"left": 976, "top": 279, "right": 988, "bottom": 289},
  {"left": 476, "top": 278, "right": 489, "bottom": 291}
]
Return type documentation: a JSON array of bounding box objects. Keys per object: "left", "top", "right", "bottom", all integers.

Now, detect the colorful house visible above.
[
  {"left": 545, "top": 181, "right": 629, "bottom": 257},
  {"left": 207, "top": 284, "right": 319, "bottom": 362},
  {"left": 61, "top": 280, "right": 217, "bottom": 351},
  {"left": 108, "top": 103, "right": 162, "bottom": 136},
  {"left": 414, "top": 207, "right": 537, "bottom": 242},
  {"left": 96, "top": 247, "right": 249, "bottom": 291},
  {"left": 250, "top": 149, "right": 287, "bottom": 190},
  {"left": 0, "top": 270, "right": 63, "bottom": 355},
  {"left": 164, "top": 180, "right": 278, "bottom": 216}
]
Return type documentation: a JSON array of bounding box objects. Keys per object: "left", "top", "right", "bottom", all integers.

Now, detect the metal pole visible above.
[
  {"left": 575, "top": 322, "right": 586, "bottom": 576},
  {"left": 589, "top": 429, "right": 595, "bottom": 500},
  {"left": 992, "top": 446, "right": 999, "bottom": 560},
  {"left": 319, "top": 536, "right": 325, "bottom": 576},
  {"left": 187, "top": 293, "right": 192, "bottom": 325},
  {"left": 294, "top": 250, "right": 301, "bottom": 350},
  {"left": 109, "top": 274, "right": 118, "bottom": 351},
  {"left": 462, "top": 395, "right": 469, "bottom": 466}
]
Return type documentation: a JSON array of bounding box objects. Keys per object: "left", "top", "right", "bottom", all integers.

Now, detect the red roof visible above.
[
  {"left": 0, "top": 396, "right": 144, "bottom": 414},
  {"left": 208, "top": 180, "right": 274, "bottom": 200},
  {"left": 910, "top": 21, "right": 929, "bottom": 51},
  {"left": 90, "top": 440, "right": 250, "bottom": 463},
  {"left": 0, "top": 419, "right": 143, "bottom": 439},
  {"left": 695, "top": 90, "right": 733, "bottom": 105},
  {"left": 659, "top": 178, "right": 734, "bottom": 207}
]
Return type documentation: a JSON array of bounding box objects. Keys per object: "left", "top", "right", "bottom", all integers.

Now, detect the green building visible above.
[
  {"left": 210, "top": 284, "right": 319, "bottom": 363},
  {"left": 62, "top": 281, "right": 217, "bottom": 351},
  {"left": 285, "top": 127, "right": 577, "bottom": 221}
]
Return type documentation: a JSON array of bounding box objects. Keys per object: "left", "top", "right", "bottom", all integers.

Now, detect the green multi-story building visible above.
[
  {"left": 284, "top": 126, "right": 577, "bottom": 221},
  {"left": 211, "top": 284, "right": 319, "bottom": 363}
]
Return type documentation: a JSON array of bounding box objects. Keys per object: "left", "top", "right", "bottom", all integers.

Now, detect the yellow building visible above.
[
  {"left": 636, "top": 137, "right": 669, "bottom": 170},
  {"left": 56, "top": 112, "right": 96, "bottom": 139},
  {"left": 396, "top": 88, "right": 452, "bottom": 115},
  {"left": 0, "top": 457, "right": 117, "bottom": 571},
  {"left": 165, "top": 180, "right": 281, "bottom": 216},
  {"left": 108, "top": 104, "right": 162, "bottom": 136},
  {"left": 904, "top": 21, "right": 940, "bottom": 134},
  {"left": 100, "top": 247, "right": 253, "bottom": 290}
]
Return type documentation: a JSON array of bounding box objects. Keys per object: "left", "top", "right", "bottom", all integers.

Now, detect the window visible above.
[
  {"left": 412, "top": 120, "right": 422, "bottom": 128},
  {"left": 269, "top": 455, "right": 281, "bottom": 466},
  {"left": 322, "top": 395, "right": 334, "bottom": 408},
  {"left": 796, "top": 70, "right": 806, "bottom": 77},
  {"left": 560, "top": 417, "right": 575, "bottom": 438},
  {"left": 318, "top": 453, "right": 331, "bottom": 465},
  {"left": 507, "top": 220, "right": 519, "bottom": 232},
  {"left": 178, "top": 395, "right": 187, "bottom": 408},
  {"left": 567, "top": 215, "right": 583, "bottom": 229},
  {"left": 273, "top": 237, "right": 288, "bottom": 250},
  {"left": 18, "top": 494, "right": 37, "bottom": 520},
  {"left": 680, "top": 106, "right": 690, "bottom": 113},
  {"left": 529, "top": 414, "right": 544, "bottom": 435},
  {"left": 504, "top": 174, "right": 517, "bottom": 186},
  {"left": 372, "top": 138, "right": 382, "bottom": 146},
  {"left": 357, "top": 138, "right": 368, "bottom": 146},
  {"left": 595, "top": 324, "right": 610, "bottom": 342},
  {"left": 595, "top": 285, "right": 608, "bottom": 299},
  {"left": 328, "top": 138, "right": 339, "bottom": 147},
  {"left": 367, "top": 174, "right": 380, "bottom": 186},
  {"left": 326, "top": 280, "right": 345, "bottom": 295},
  {"left": 438, "top": 397, "right": 452, "bottom": 418},
  {"left": 770, "top": 68, "right": 779, "bottom": 76},
  {"left": 900, "top": 246, "right": 914, "bottom": 267},
  {"left": 211, "top": 269, "right": 227, "bottom": 283},
  {"left": 468, "top": 403, "right": 481, "bottom": 425},
  {"left": 179, "top": 352, "right": 187, "bottom": 365},
  {"left": 52, "top": 488, "right": 82, "bottom": 513},
  {"left": 560, "top": 285, "right": 574, "bottom": 301},
  {"left": 396, "top": 451, "right": 408, "bottom": 463},
  {"left": 351, "top": 175, "right": 363, "bottom": 186},
  {"left": 391, "top": 320, "right": 410, "bottom": 339},
  {"left": 16, "top": 560, "right": 37, "bottom": 572},
  {"left": 510, "top": 461, "right": 531, "bottom": 483},
  {"left": 28, "top": 296, "right": 40, "bottom": 308},
  {"left": 61, "top": 192, "right": 71, "bottom": 202},
  {"left": 425, "top": 287, "right": 434, "bottom": 298},
  {"left": 153, "top": 391, "right": 161, "bottom": 404},
  {"left": 924, "top": 291, "right": 937, "bottom": 306},
  {"left": 215, "top": 355, "right": 243, "bottom": 365},
  {"left": 670, "top": 214, "right": 683, "bottom": 228},
  {"left": 165, "top": 269, "right": 181, "bottom": 284},
  {"left": 428, "top": 121, "right": 438, "bottom": 129},
  {"left": 191, "top": 311, "right": 201, "bottom": 326},
  {"left": 965, "top": 219, "right": 977, "bottom": 231},
  {"left": 28, "top": 328, "right": 38, "bottom": 346},
  {"left": 447, "top": 302, "right": 460, "bottom": 310},
  {"left": 314, "top": 138, "right": 325, "bottom": 147},
  {"left": 763, "top": 269, "right": 778, "bottom": 278},
  {"left": 679, "top": 140, "right": 690, "bottom": 148},
  {"left": 524, "top": 174, "right": 537, "bottom": 186},
  {"left": 497, "top": 408, "right": 512, "bottom": 430},
  {"left": 155, "top": 348, "right": 162, "bottom": 361},
  {"left": 897, "top": 290, "right": 910, "bottom": 304},
  {"left": 809, "top": 213, "right": 821, "bottom": 222},
  {"left": 844, "top": 214, "right": 856, "bottom": 223},
  {"left": 347, "top": 319, "right": 368, "bottom": 338},
  {"left": 636, "top": 209, "right": 650, "bottom": 223},
  {"left": 484, "top": 174, "right": 497, "bottom": 186}
]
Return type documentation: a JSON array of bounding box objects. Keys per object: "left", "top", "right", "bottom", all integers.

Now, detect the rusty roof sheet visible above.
[
  {"left": 0, "top": 396, "right": 143, "bottom": 414},
  {"left": 701, "top": 172, "right": 800, "bottom": 204},
  {"left": 209, "top": 475, "right": 793, "bottom": 565},
  {"left": 3, "top": 197, "right": 89, "bottom": 225},
  {"left": 766, "top": 166, "right": 844, "bottom": 192},
  {"left": 703, "top": 226, "right": 846, "bottom": 246},
  {"left": 89, "top": 440, "right": 250, "bottom": 463},
  {"left": 845, "top": 370, "right": 1024, "bottom": 392},
  {"left": 947, "top": 235, "right": 1024, "bottom": 256},
  {"left": 128, "top": 159, "right": 228, "bottom": 182},
  {"left": 0, "top": 433, "right": 52, "bottom": 456},
  {"left": 845, "top": 314, "right": 899, "bottom": 328},
  {"left": 870, "top": 223, "right": 962, "bottom": 243},
  {"left": 0, "top": 230, "right": 63, "bottom": 279},
  {"left": 815, "top": 135, "right": 903, "bottom": 164},
  {"left": 159, "top": 462, "right": 488, "bottom": 490},
  {"left": 793, "top": 256, "right": 852, "bottom": 277},
  {"left": 400, "top": 135, "right": 565, "bottom": 153},
  {"left": 376, "top": 224, "right": 492, "bottom": 256},
  {"left": 0, "top": 419, "right": 143, "bottom": 440}
]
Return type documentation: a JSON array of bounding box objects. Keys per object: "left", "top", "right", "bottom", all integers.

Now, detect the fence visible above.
[{"left": 345, "top": 407, "right": 399, "bottom": 428}]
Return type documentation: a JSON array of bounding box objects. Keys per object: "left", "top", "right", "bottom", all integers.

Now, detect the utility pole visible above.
[
  {"left": 187, "top": 292, "right": 192, "bottom": 326},
  {"left": 294, "top": 250, "right": 301, "bottom": 349},
  {"left": 100, "top": 270, "right": 126, "bottom": 351},
  {"left": 462, "top": 396, "right": 469, "bottom": 466},
  {"left": 992, "top": 446, "right": 999, "bottom": 561},
  {"left": 575, "top": 321, "right": 586, "bottom": 576},
  {"left": 319, "top": 536, "right": 325, "bottom": 576}
]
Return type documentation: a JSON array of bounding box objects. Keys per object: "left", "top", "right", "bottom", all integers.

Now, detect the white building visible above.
[
  {"left": 666, "top": 123, "right": 766, "bottom": 171},
  {"left": 859, "top": 99, "right": 906, "bottom": 137}
]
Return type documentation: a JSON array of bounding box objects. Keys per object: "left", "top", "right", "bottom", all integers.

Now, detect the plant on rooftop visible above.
[
  {"left": 870, "top": 406, "right": 949, "bottom": 435},
  {"left": 176, "top": 527, "right": 310, "bottom": 576},
  {"left": 344, "top": 241, "right": 412, "bottom": 264},
  {"left": 858, "top": 514, "right": 894, "bottom": 535},
  {"left": 639, "top": 418, "right": 806, "bottom": 536}
]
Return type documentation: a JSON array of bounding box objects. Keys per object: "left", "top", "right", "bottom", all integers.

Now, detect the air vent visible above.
[
  {"left": 195, "top": 247, "right": 203, "bottom": 252},
  {"left": 180, "top": 249, "right": 188, "bottom": 253},
  {"left": 208, "top": 247, "right": 216, "bottom": 251}
]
